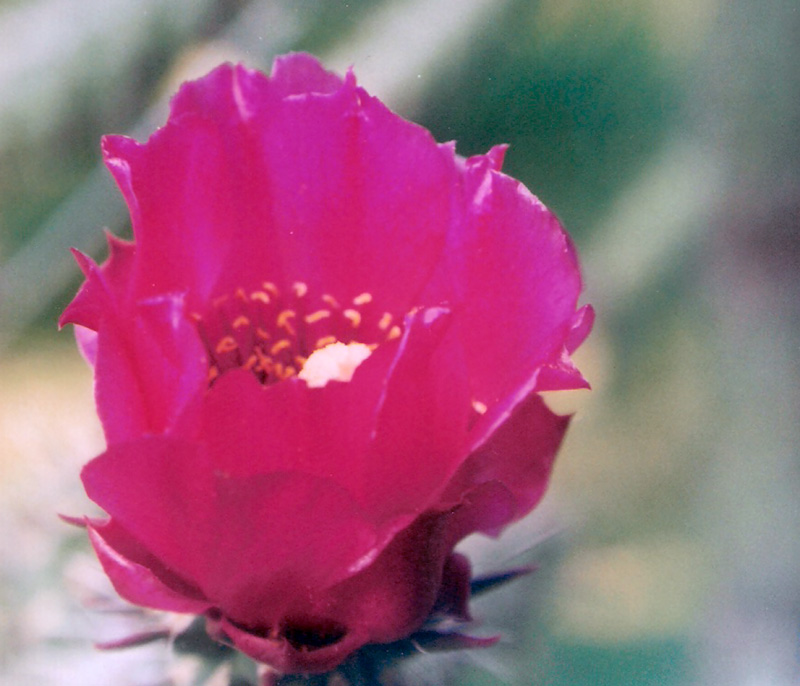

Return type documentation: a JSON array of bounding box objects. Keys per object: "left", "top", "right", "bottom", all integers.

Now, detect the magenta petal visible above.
[
  {"left": 308, "top": 513, "right": 453, "bottom": 646},
  {"left": 74, "top": 325, "right": 98, "bottom": 367},
  {"left": 82, "top": 438, "right": 216, "bottom": 585},
  {"left": 201, "top": 471, "right": 381, "bottom": 629},
  {"left": 87, "top": 523, "right": 210, "bottom": 614},
  {"left": 443, "top": 480, "right": 519, "bottom": 543},
  {"left": 199, "top": 362, "right": 387, "bottom": 513},
  {"left": 254, "top": 51, "right": 346, "bottom": 97},
  {"left": 536, "top": 304, "right": 595, "bottom": 392},
  {"left": 82, "top": 438, "right": 384, "bottom": 632},
  {"left": 95, "top": 629, "right": 172, "bottom": 651},
  {"left": 442, "top": 393, "right": 569, "bottom": 533},
  {"left": 201, "top": 306, "right": 469, "bottom": 525},
  {"left": 213, "top": 616, "right": 367, "bottom": 676},
  {"left": 214, "top": 511, "right": 456, "bottom": 674},
  {"left": 566, "top": 303, "right": 595, "bottom": 353},
  {"left": 357, "top": 307, "right": 471, "bottom": 520},
  {"left": 59, "top": 233, "right": 136, "bottom": 331},
  {"left": 92, "top": 294, "right": 207, "bottom": 442},
  {"left": 432, "top": 553, "right": 473, "bottom": 621},
  {"left": 104, "top": 58, "right": 457, "bottom": 313},
  {"left": 428, "top": 163, "right": 586, "bottom": 411}
]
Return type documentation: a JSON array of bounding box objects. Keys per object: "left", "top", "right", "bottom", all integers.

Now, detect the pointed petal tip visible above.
[
  {"left": 95, "top": 629, "right": 171, "bottom": 651},
  {"left": 470, "top": 565, "right": 537, "bottom": 597},
  {"left": 58, "top": 513, "right": 88, "bottom": 528},
  {"left": 409, "top": 629, "right": 501, "bottom": 653},
  {"left": 486, "top": 144, "right": 508, "bottom": 170}
]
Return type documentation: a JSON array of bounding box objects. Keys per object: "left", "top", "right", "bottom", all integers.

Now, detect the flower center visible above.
[{"left": 191, "top": 282, "right": 402, "bottom": 387}]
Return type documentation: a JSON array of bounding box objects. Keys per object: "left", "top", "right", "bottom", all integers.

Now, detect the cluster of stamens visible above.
[{"left": 191, "top": 281, "right": 402, "bottom": 387}]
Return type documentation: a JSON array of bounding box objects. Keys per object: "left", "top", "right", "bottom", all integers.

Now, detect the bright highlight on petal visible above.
[{"left": 298, "top": 341, "right": 373, "bottom": 388}]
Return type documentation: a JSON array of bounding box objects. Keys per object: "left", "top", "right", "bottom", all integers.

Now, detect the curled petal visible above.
[
  {"left": 87, "top": 522, "right": 210, "bottom": 614},
  {"left": 442, "top": 393, "right": 569, "bottom": 535},
  {"left": 536, "top": 304, "right": 595, "bottom": 392}
]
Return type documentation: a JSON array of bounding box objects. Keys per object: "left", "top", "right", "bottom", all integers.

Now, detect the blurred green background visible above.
[{"left": 1, "top": 0, "right": 799, "bottom": 684}]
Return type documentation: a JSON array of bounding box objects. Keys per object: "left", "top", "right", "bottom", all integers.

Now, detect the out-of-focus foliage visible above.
[{"left": 417, "top": 0, "right": 679, "bottom": 240}]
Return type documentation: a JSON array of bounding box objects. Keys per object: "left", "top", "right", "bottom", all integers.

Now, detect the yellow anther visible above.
[
  {"left": 270, "top": 339, "right": 291, "bottom": 355},
  {"left": 244, "top": 354, "right": 259, "bottom": 370},
  {"left": 377, "top": 312, "right": 393, "bottom": 331},
  {"left": 215, "top": 336, "right": 238, "bottom": 354},
  {"left": 283, "top": 365, "right": 297, "bottom": 379},
  {"left": 322, "top": 294, "right": 340, "bottom": 309},
  {"left": 472, "top": 400, "right": 488, "bottom": 415},
  {"left": 208, "top": 366, "right": 220, "bottom": 383},
  {"left": 256, "top": 327, "right": 271, "bottom": 340},
  {"left": 262, "top": 281, "right": 279, "bottom": 296},
  {"left": 234, "top": 288, "right": 248, "bottom": 302},
  {"left": 292, "top": 282, "right": 308, "bottom": 298},
  {"left": 232, "top": 315, "right": 250, "bottom": 329},
  {"left": 254, "top": 348, "right": 273, "bottom": 370},
  {"left": 304, "top": 309, "right": 331, "bottom": 324},
  {"left": 276, "top": 309, "right": 297, "bottom": 335},
  {"left": 315, "top": 335, "right": 338, "bottom": 349},
  {"left": 250, "top": 291, "right": 271, "bottom": 304},
  {"left": 343, "top": 309, "right": 362, "bottom": 327},
  {"left": 387, "top": 325, "right": 402, "bottom": 341},
  {"left": 294, "top": 355, "right": 308, "bottom": 368},
  {"left": 353, "top": 292, "right": 373, "bottom": 306}
]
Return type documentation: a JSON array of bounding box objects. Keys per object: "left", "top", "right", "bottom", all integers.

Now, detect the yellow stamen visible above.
[
  {"left": 254, "top": 348, "right": 273, "bottom": 371},
  {"left": 232, "top": 315, "right": 250, "bottom": 329},
  {"left": 292, "top": 282, "right": 308, "bottom": 298},
  {"left": 304, "top": 309, "right": 331, "bottom": 324},
  {"left": 353, "top": 292, "right": 373, "bottom": 306},
  {"left": 250, "top": 291, "right": 271, "bottom": 304},
  {"left": 262, "top": 281, "right": 279, "bottom": 296},
  {"left": 276, "top": 310, "right": 296, "bottom": 335},
  {"left": 377, "top": 312, "right": 393, "bottom": 331},
  {"left": 387, "top": 325, "right": 402, "bottom": 341},
  {"left": 315, "top": 335, "right": 338, "bottom": 349},
  {"left": 322, "top": 294, "right": 340, "bottom": 309},
  {"left": 343, "top": 309, "right": 361, "bottom": 327},
  {"left": 270, "top": 339, "right": 291, "bottom": 355},
  {"left": 215, "top": 336, "right": 238, "bottom": 354}
]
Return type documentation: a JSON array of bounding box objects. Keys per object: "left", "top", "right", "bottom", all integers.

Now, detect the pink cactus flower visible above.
[{"left": 61, "top": 53, "right": 592, "bottom": 675}]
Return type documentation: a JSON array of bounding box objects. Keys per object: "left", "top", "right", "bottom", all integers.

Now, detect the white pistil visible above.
[{"left": 298, "top": 341, "right": 373, "bottom": 388}]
